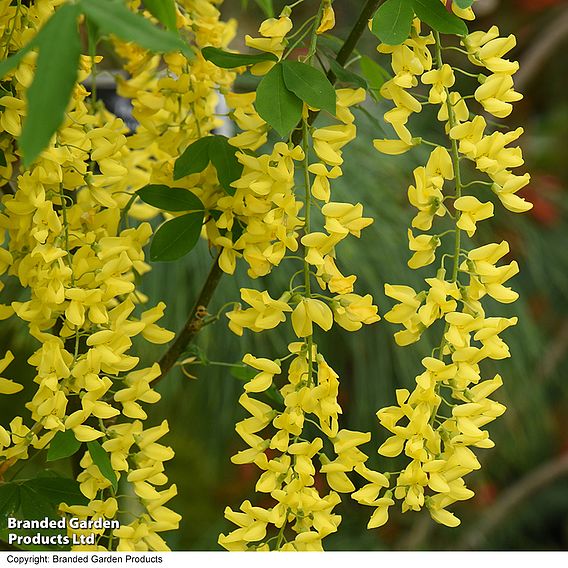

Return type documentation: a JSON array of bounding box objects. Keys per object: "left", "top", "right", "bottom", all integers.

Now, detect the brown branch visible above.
[
  {"left": 456, "top": 452, "right": 568, "bottom": 550},
  {"left": 152, "top": 250, "right": 224, "bottom": 385}
]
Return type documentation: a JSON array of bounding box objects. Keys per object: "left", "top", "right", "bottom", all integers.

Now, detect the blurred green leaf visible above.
[
  {"left": 138, "top": 185, "right": 205, "bottom": 212},
  {"left": 209, "top": 136, "right": 243, "bottom": 196},
  {"left": 370, "top": 0, "right": 414, "bottom": 45},
  {"left": 254, "top": 0, "right": 274, "bottom": 17},
  {"left": 150, "top": 212, "right": 204, "bottom": 262},
  {"left": 328, "top": 59, "right": 368, "bottom": 90},
  {"left": 281, "top": 60, "right": 336, "bottom": 115},
  {"left": 26, "top": 477, "right": 88, "bottom": 507},
  {"left": 87, "top": 441, "right": 118, "bottom": 491},
  {"left": 255, "top": 63, "right": 302, "bottom": 137},
  {"left": 412, "top": 0, "right": 468, "bottom": 36},
  {"left": 174, "top": 137, "right": 213, "bottom": 180},
  {"left": 80, "top": 0, "right": 192, "bottom": 58},
  {"left": 202, "top": 46, "right": 277, "bottom": 68},
  {"left": 143, "top": 0, "right": 178, "bottom": 31},
  {"left": 0, "top": 149, "right": 6, "bottom": 168},
  {"left": 359, "top": 56, "right": 389, "bottom": 97},
  {"left": 0, "top": 483, "right": 20, "bottom": 527},
  {"left": 454, "top": 0, "right": 474, "bottom": 8},
  {"left": 47, "top": 430, "right": 81, "bottom": 462},
  {"left": 20, "top": 4, "right": 81, "bottom": 167}
]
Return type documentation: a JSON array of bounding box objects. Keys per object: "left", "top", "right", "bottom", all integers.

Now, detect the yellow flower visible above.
[
  {"left": 291, "top": 298, "right": 333, "bottom": 337},
  {"left": 0, "top": 351, "right": 21, "bottom": 395},
  {"left": 454, "top": 196, "right": 494, "bottom": 236},
  {"left": 316, "top": 3, "right": 335, "bottom": 34}
]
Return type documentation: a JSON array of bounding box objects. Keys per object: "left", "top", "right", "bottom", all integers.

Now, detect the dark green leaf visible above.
[
  {"left": 454, "top": 0, "right": 474, "bottom": 8},
  {"left": 255, "top": 63, "right": 303, "bottom": 137},
  {"left": 143, "top": 0, "right": 178, "bottom": 31},
  {"left": 360, "top": 56, "right": 390, "bottom": 97},
  {"left": 174, "top": 136, "right": 213, "bottom": 180},
  {"left": 210, "top": 136, "right": 243, "bottom": 195},
  {"left": 19, "top": 486, "right": 57, "bottom": 521},
  {"left": 150, "top": 212, "right": 204, "bottom": 262},
  {"left": 412, "top": 0, "right": 468, "bottom": 36},
  {"left": 138, "top": 184, "right": 204, "bottom": 211},
  {"left": 370, "top": 0, "right": 414, "bottom": 45},
  {"left": 25, "top": 477, "right": 88, "bottom": 506},
  {"left": 0, "top": 483, "right": 20, "bottom": 526},
  {"left": 328, "top": 59, "right": 368, "bottom": 89},
  {"left": 80, "top": 0, "right": 192, "bottom": 59},
  {"left": 202, "top": 46, "right": 278, "bottom": 69},
  {"left": 47, "top": 430, "right": 82, "bottom": 462},
  {"left": 253, "top": 0, "right": 274, "bottom": 17},
  {"left": 281, "top": 60, "right": 336, "bottom": 115},
  {"left": 0, "top": 149, "right": 6, "bottom": 168},
  {"left": 87, "top": 440, "right": 118, "bottom": 491},
  {"left": 19, "top": 4, "right": 81, "bottom": 167}
]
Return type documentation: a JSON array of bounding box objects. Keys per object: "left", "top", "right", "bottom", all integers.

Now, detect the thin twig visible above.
[{"left": 152, "top": 250, "right": 224, "bottom": 385}]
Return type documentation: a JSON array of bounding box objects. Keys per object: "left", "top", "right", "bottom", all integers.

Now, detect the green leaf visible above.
[
  {"left": 360, "top": 56, "right": 390, "bottom": 96},
  {"left": 412, "top": 0, "right": 468, "bottom": 36},
  {"left": 143, "top": 0, "right": 178, "bottom": 31},
  {"left": 281, "top": 60, "right": 336, "bottom": 115},
  {"left": 0, "top": 483, "right": 20, "bottom": 527},
  {"left": 174, "top": 136, "right": 213, "bottom": 180},
  {"left": 256, "top": 64, "right": 303, "bottom": 137},
  {"left": 454, "top": 0, "right": 474, "bottom": 8},
  {"left": 202, "top": 46, "right": 278, "bottom": 69},
  {"left": 47, "top": 430, "right": 82, "bottom": 462},
  {"left": 138, "top": 185, "right": 204, "bottom": 212},
  {"left": 80, "top": 0, "right": 192, "bottom": 59},
  {"left": 370, "top": 0, "right": 414, "bottom": 45},
  {"left": 19, "top": 486, "right": 57, "bottom": 521},
  {"left": 150, "top": 212, "right": 204, "bottom": 262},
  {"left": 19, "top": 4, "right": 81, "bottom": 167},
  {"left": 87, "top": 440, "right": 118, "bottom": 491},
  {"left": 253, "top": 0, "right": 274, "bottom": 17},
  {"left": 25, "top": 477, "right": 88, "bottom": 507},
  {"left": 0, "top": 149, "right": 6, "bottom": 168},
  {"left": 328, "top": 59, "right": 368, "bottom": 90},
  {"left": 209, "top": 136, "right": 243, "bottom": 195}
]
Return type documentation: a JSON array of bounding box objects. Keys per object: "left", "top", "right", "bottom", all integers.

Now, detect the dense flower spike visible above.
[
  {"left": 372, "top": 5, "right": 530, "bottom": 527},
  {"left": 218, "top": 6, "right": 382, "bottom": 551},
  {"left": 0, "top": 0, "right": 236, "bottom": 551}
]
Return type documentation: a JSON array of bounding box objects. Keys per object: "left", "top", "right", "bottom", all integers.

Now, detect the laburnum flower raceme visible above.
[
  {"left": 0, "top": 0, "right": 235, "bottom": 551},
  {"left": 372, "top": 2, "right": 530, "bottom": 528},
  {"left": 0, "top": 0, "right": 529, "bottom": 553}
]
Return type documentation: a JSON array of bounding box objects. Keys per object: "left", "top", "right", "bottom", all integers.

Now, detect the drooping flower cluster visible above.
[
  {"left": 0, "top": 0, "right": 236, "bottom": 551},
  {"left": 371, "top": 7, "right": 530, "bottom": 527},
  {"left": 217, "top": 8, "right": 393, "bottom": 551}
]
